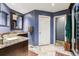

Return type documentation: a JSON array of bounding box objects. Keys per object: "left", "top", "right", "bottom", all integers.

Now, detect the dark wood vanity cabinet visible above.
[{"left": 0, "top": 40, "right": 28, "bottom": 56}]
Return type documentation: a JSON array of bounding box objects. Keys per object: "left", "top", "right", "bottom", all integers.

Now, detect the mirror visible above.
[{"left": 11, "top": 13, "right": 23, "bottom": 30}]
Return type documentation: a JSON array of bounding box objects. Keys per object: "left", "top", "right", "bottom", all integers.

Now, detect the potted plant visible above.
[{"left": 64, "top": 40, "right": 70, "bottom": 51}]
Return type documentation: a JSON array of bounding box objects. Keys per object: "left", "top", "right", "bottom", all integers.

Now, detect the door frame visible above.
[
  {"left": 53, "top": 14, "right": 67, "bottom": 45},
  {"left": 38, "top": 15, "right": 50, "bottom": 45}
]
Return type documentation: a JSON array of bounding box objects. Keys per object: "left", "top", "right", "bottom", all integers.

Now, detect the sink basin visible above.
[{"left": 6, "top": 37, "right": 18, "bottom": 40}]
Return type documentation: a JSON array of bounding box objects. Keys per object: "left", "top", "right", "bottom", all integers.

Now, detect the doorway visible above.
[
  {"left": 54, "top": 15, "right": 66, "bottom": 46},
  {"left": 39, "top": 15, "right": 50, "bottom": 45}
]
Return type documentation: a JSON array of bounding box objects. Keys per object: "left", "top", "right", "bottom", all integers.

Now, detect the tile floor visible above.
[{"left": 29, "top": 44, "right": 73, "bottom": 56}]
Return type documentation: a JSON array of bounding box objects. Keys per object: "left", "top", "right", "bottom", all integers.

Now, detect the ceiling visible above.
[{"left": 6, "top": 3, "right": 70, "bottom": 14}]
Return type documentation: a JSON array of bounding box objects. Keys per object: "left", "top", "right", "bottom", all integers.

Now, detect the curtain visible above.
[{"left": 66, "top": 15, "right": 72, "bottom": 43}]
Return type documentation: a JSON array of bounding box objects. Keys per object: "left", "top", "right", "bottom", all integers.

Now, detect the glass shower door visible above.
[
  {"left": 72, "top": 3, "right": 79, "bottom": 55},
  {"left": 72, "top": 6, "right": 77, "bottom": 55},
  {"left": 76, "top": 6, "right": 79, "bottom": 54}
]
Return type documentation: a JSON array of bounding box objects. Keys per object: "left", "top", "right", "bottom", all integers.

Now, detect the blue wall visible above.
[
  {"left": 24, "top": 10, "right": 54, "bottom": 46},
  {"left": 24, "top": 9, "right": 70, "bottom": 46},
  {"left": 34, "top": 10, "right": 54, "bottom": 45},
  {"left": 23, "top": 11, "right": 36, "bottom": 45},
  {"left": 0, "top": 3, "right": 70, "bottom": 45},
  {"left": 0, "top": 3, "right": 10, "bottom": 33},
  {"left": 53, "top": 9, "right": 70, "bottom": 41}
]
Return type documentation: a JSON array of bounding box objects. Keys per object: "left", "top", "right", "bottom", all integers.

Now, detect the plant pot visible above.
[{"left": 64, "top": 41, "right": 70, "bottom": 51}]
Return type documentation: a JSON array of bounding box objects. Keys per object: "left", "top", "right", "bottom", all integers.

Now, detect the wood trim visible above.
[
  {"left": 69, "top": 3, "right": 75, "bottom": 13},
  {"left": 0, "top": 40, "right": 28, "bottom": 56},
  {"left": 69, "top": 3, "right": 75, "bottom": 10}
]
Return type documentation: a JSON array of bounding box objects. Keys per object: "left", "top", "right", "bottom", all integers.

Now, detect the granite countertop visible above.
[
  {"left": 0, "top": 31, "right": 29, "bottom": 49},
  {"left": 0, "top": 36, "right": 29, "bottom": 49}
]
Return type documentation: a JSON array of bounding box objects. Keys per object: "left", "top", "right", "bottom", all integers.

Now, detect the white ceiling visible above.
[{"left": 6, "top": 3, "right": 70, "bottom": 14}]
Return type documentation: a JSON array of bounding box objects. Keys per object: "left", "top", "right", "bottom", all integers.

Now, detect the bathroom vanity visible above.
[
  {"left": 0, "top": 40, "right": 28, "bottom": 56},
  {"left": 0, "top": 31, "right": 29, "bottom": 56}
]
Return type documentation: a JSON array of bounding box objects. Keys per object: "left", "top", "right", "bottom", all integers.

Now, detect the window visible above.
[{"left": 0, "top": 11, "right": 8, "bottom": 26}]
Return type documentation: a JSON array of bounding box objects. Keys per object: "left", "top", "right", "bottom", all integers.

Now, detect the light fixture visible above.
[
  {"left": 52, "top": 3, "right": 54, "bottom": 6},
  {"left": 11, "top": 3, "right": 15, "bottom": 5}
]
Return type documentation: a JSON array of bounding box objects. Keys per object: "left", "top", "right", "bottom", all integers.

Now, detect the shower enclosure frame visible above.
[{"left": 72, "top": 3, "right": 79, "bottom": 56}]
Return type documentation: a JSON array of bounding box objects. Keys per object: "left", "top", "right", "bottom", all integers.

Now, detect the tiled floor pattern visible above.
[
  {"left": 28, "top": 50, "right": 38, "bottom": 56},
  {"left": 29, "top": 44, "right": 73, "bottom": 56}
]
